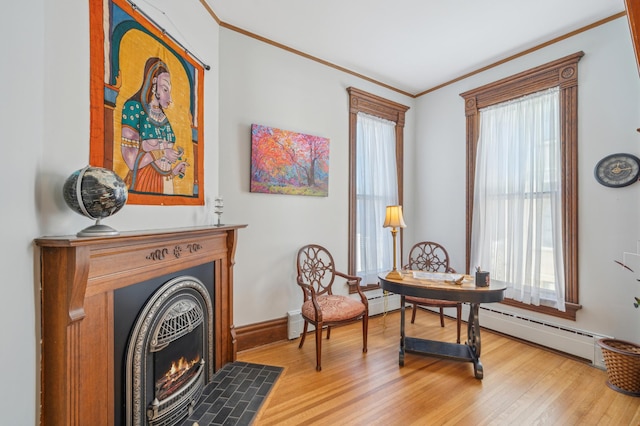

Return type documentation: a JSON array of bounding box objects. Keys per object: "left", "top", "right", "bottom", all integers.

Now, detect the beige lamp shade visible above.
[{"left": 383, "top": 205, "right": 406, "bottom": 228}]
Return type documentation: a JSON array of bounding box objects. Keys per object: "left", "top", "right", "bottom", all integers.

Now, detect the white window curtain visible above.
[
  {"left": 356, "top": 112, "right": 398, "bottom": 285},
  {"left": 470, "top": 87, "right": 565, "bottom": 311}
]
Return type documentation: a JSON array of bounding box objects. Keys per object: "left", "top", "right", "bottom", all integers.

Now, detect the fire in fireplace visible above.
[
  {"left": 124, "top": 275, "right": 214, "bottom": 426},
  {"left": 156, "top": 354, "right": 202, "bottom": 401}
]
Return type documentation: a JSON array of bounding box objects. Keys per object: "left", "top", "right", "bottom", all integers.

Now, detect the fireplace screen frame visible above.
[{"left": 125, "top": 275, "right": 214, "bottom": 426}]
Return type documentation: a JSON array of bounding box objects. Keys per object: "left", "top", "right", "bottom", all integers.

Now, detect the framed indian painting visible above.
[{"left": 89, "top": 0, "right": 205, "bottom": 205}]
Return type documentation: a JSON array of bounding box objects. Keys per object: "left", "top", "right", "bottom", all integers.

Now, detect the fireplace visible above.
[
  {"left": 36, "top": 225, "right": 245, "bottom": 426},
  {"left": 122, "top": 274, "right": 213, "bottom": 426}
]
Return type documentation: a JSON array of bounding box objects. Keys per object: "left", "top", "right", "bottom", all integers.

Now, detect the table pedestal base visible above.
[{"left": 400, "top": 297, "right": 484, "bottom": 379}]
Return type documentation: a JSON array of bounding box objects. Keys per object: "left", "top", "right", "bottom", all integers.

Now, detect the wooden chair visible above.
[
  {"left": 296, "top": 244, "right": 369, "bottom": 371},
  {"left": 404, "top": 241, "right": 462, "bottom": 343}
]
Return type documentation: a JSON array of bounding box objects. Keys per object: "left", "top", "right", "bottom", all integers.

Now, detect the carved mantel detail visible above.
[
  {"left": 145, "top": 242, "right": 204, "bottom": 261},
  {"left": 35, "top": 225, "right": 246, "bottom": 426}
]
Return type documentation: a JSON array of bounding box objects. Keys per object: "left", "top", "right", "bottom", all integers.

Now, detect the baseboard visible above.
[{"left": 235, "top": 317, "right": 288, "bottom": 351}]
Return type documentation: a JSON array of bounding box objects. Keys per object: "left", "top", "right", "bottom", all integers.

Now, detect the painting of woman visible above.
[{"left": 120, "top": 57, "right": 189, "bottom": 194}]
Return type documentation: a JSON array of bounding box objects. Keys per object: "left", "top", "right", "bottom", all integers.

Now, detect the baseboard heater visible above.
[
  {"left": 287, "top": 291, "right": 401, "bottom": 340},
  {"left": 476, "top": 305, "right": 610, "bottom": 369}
]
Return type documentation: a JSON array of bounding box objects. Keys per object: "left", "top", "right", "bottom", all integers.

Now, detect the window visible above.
[
  {"left": 472, "top": 87, "right": 564, "bottom": 309},
  {"left": 347, "top": 87, "right": 409, "bottom": 289},
  {"left": 460, "top": 52, "right": 583, "bottom": 320},
  {"left": 355, "top": 113, "right": 398, "bottom": 284}
]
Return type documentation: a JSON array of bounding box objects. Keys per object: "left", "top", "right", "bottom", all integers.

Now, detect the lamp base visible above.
[{"left": 386, "top": 269, "right": 404, "bottom": 280}]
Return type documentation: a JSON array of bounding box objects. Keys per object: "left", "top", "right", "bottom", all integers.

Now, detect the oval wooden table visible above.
[{"left": 379, "top": 272, "right": 506, "bottom": 379}]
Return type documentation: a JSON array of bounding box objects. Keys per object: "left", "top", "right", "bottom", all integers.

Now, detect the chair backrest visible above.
[
  {"left": 405, "top": 241, "right": 454, "bottom": 273},
  {"left": 296, "top": 244, "right": 337, "bottom": 297}
]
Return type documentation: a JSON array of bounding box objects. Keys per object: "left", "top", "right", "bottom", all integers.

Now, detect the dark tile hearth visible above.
[{"left": 181, "top": 361, "right": 283, "bottom": 426}]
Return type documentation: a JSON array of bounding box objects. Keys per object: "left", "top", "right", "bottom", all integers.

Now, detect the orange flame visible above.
[{"left": 165, "top": 355, "right": 201, "bottom": 380}]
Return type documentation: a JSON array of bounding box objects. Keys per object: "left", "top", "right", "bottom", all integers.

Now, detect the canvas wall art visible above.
[
  {"left": 250, "top": 124, "right": 330, "bottom": 196},
  {"left": 89, "top": 0, "right": 205, "bottom": 205}
]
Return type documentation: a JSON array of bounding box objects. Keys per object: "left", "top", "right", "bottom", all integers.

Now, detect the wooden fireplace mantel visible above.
[{"left": 35, "top": 225, "right": 246, "bottom": 426}]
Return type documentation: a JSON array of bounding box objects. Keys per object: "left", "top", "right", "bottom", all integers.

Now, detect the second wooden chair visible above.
[{"left": 404, "top": 241, "right": 462, "bottom": 343}]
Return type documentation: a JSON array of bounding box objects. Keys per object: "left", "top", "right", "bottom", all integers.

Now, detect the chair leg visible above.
[
  {"left": 362, "top": 315, "right": 368, "bottom": 353},
  {"left": 456, "top": 303, "right": 462, "bottom": 344},
  {"left": 411, "top": 303, "right": 417, "bottom": 324},
  {"left": 315, "top": 322, "right": 323, "bottom": 371},
  {"left": 439, "top": 307, "right": 445, "bottom": 327},
  {"left": 326, "top": 325, "right": 331, "bottom": 340},
  {"left": 298, "top": 320, "right": 308, "bottom": 348}
]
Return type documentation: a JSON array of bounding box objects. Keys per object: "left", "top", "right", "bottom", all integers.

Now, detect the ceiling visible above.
[{"left": 205, "top": 0, "right": 626, "bottom": 96}]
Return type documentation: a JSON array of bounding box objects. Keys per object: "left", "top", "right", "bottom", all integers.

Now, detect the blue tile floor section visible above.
[{"left": 181, "top": 361, "right": 283, "bottom": 426}]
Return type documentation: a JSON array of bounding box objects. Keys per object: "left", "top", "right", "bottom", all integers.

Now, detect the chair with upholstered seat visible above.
[
  {"left": 296, "top": 244, "right": 368, "bottom": 371},
  {"left": 404, "top": 241, "right": 462, "bottom": 343}
]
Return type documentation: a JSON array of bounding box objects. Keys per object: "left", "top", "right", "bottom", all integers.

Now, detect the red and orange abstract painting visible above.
[{"left": 250, "top": 124, "right": 329, "bottom": 196}]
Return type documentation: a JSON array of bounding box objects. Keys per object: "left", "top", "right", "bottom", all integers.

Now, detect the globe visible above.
[{"left": 63, "top": 166, "right": 128, "bottom": 237}]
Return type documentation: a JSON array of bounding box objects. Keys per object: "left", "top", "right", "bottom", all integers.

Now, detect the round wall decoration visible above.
[{"left": 594, "top": 153, "right": 640, "bottom": 188}]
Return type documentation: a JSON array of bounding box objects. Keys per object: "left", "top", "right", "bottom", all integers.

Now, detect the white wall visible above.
[
  {"left": 414, "top": 16, "right": 640, "bottom": 343},
  {"left": 218, "top": 29, "right": 415, "bottom": 326},
  {"left": 2, "top": 0, "right": 220, "bottom": 424},
  {"left": 2, "top": 1, "right": 414, "bottom": 422},
  {"left": 1, "top": 0, "right": 45, "bottom": 423}
]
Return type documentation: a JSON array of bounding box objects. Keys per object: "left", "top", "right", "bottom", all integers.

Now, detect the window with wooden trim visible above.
[
  {"left": 347, "top": 87, "right": 409, "bottom": 291},
  {"left": 460, "top": 52, "right": 583, "bottom": 320}
]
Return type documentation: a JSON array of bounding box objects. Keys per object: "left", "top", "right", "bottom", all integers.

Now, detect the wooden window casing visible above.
[
  {"left": 460, "top": 52, "right": 583, "bottom": 320},
  {"left": 347, "top": 87, "right": 409, "bottom": 291}
]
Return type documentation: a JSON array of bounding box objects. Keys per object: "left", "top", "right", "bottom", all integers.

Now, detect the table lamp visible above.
[{"left": 383, "top": 205, "right": 406, "bottom": 280}]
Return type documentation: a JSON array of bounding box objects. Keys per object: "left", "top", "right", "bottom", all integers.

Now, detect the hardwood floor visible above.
[{"left": 238, "top": 309, "right": 640, "bottom": 425}]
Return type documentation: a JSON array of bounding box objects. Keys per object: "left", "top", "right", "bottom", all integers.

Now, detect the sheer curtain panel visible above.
[
  {"left": 470, "top": 87, "right": 565, "bottom": 310},
  {"left": 356, "top": 112, "right": 398, "bottom": 285}
]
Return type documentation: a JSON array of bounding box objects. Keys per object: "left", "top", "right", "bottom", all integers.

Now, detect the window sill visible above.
[
  {"left": 348, "top": 282, "right": 380, "bottom": 294},
  {"left": 499, "top": 299, "right": 581, "bottom": 321}
]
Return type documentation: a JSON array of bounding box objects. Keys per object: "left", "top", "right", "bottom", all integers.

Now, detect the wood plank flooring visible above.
[{"left": 237, "top": 309, "right": 640, "bottom": 425}]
